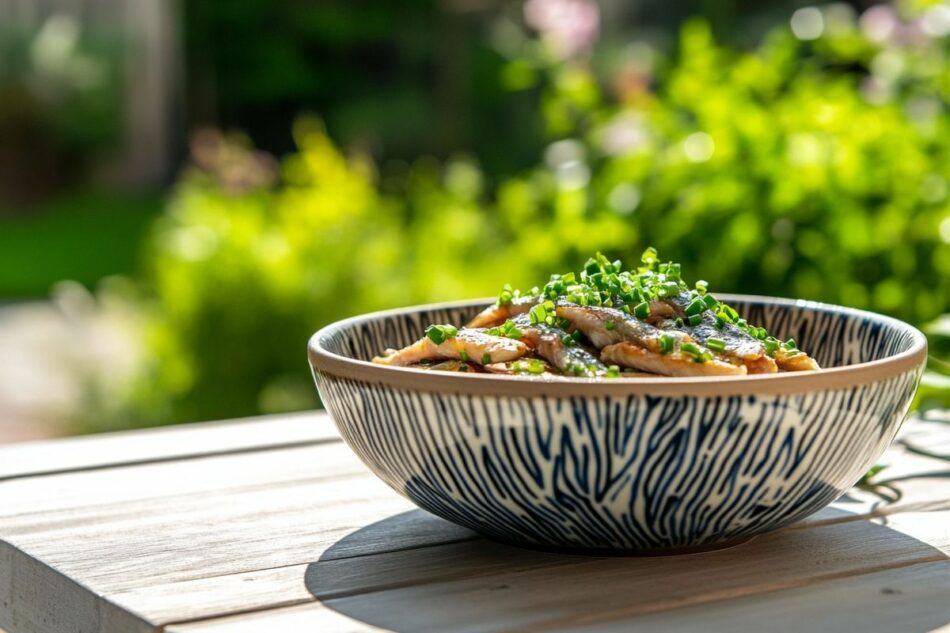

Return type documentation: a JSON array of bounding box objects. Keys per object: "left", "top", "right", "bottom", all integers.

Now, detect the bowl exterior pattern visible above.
[
  {"left": 311, "top": 297, "right": 925, "bottom": 551},
  {"left": 314, "top": 368, "right": 920, "bottom": 550}
]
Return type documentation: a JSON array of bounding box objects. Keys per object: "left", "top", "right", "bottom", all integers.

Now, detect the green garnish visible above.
[
  {"left": 498, "top": 283, "right": 515, "bottom": 306},
  {"left": 481, "top": 352, "right": 492, "bottom": 364},
  {"left": 418, "top": 247, "right": 796, "bottom": 378},
  {"left": 680, "top": 342, "right": 713, "bottom": 363},
  {"left": 425, "top": 324, "right": 458, "bottom": 345},
  {"left": 685, "top": 298, "right": 705, "bottom": 316},
  {"left": 513, "top": 359, "right": 547, "bottom": 375},
  {"left": 706, "top": 337, "right": 726, "bottom": 352},
  {"left": 606, "top": 365, "right": 621, "bottom": 378},
  {"left": 659, "top": 334, "right": 674, "bottom": 354},
  {"left": 487, "top": 319, "right": 523, "bottom": 340},
  {"left": 459, "top": 350, "right": 469, "bottom": 361}
]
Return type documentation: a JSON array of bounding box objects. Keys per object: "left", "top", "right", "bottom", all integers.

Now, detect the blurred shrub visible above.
[
  {"left": 80, "top": 5, "right": 948, "bottom": 430},
  {"left": 0, "top": 15, "right": 122, "bottom": 206}
]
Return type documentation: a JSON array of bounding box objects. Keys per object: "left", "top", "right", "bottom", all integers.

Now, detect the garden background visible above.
[{"left": 0, "top": 0, "right": 947, "bottom": 442}]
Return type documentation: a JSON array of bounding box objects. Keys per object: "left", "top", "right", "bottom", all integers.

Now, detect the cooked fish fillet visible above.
[
  {"left": 555, "top": 304, "right": 692, "bottom": 354},
  {"left": 466, "top": 296, "right": 538, "bottom": 328},
  {"left": 372, "top": 329, "right": 529, "bottom": 366},
  {"left": 774, "top": 348, "right": 820, "bottom": 371},
  {"left": 601, "top": 342, "right": 747, "bottom": 377},
  {"left": 410, "top": 360, "right": 483, "bottom": 373},
  {"left": 510, "top": 314, "right": 607, "bottom": 377},
  {"left": 669, "top": 313, "right": 778, "bottom": 374}
]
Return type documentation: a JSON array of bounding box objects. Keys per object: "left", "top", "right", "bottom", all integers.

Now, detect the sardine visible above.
[
  {"left": 601, "top": 342, "right": 747, "bottom": 377},
  {"left": 466, "top": 296, "right": 538, "bottom": 328},
  {"left": 509, "top": 314, "right": 607, "bottom": 377},
  {"left": 372, "top": 329, "right": 529, "bottom": 366}
]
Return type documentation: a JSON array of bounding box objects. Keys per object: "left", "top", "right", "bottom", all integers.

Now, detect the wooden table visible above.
[{"left": 1, "top": 410, "right": 948, "bottom": 633}]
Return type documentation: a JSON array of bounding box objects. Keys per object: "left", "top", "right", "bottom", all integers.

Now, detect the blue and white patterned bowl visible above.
[{"left": 309, "top": 295, "right": 926, "bottom": 553}]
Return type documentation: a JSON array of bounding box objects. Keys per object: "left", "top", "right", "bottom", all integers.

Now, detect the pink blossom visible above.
[{"left": 523, "top": 0, "right": 600, "bottom": 59}]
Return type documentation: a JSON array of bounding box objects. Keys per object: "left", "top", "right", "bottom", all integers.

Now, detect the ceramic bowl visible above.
[{"left": 308, "top": 295, "right": 926, "bottom": 553}]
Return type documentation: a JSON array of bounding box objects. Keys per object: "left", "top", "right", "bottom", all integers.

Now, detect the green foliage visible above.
[
  {"left": 0, "top": 192, "right": 160, "bottom": 297},
  {"left": 83, "top": 11, "right": 949, "bottom": 431},
  {"left": 0, "top": 16, "right": 123, "bottom": 155},
  {"left": 511, "top": 17, "right": 949, "bottom": 326}
]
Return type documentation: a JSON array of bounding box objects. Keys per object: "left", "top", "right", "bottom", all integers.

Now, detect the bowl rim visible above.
[{"left": 308, "top": 294, "right": 928, "bottom": 397}]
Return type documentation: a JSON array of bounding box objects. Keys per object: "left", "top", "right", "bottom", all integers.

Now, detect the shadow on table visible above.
[{"left": 305, "top": 508, "right": 950, "bottom": 633}]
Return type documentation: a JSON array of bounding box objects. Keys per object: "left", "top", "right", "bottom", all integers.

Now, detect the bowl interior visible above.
[{"left": 318, "top": 295, "right": 920, "bottom": 370}]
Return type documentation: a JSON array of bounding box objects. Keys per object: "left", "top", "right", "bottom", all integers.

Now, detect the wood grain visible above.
[
  {"left": 0, "top": 411, "right": 335, "bottom": 481},
  {"left": 167, "top": 511, "right": 950, "bottom": 633},
  {"left": 0, "top": 442, "right": 364, "bottom": 521},
  {"left": 552, "top": 561, "right": 950, "bottom": 633},
  {"left": 0, "top": 412, "right": 947, "bottom": 633}
]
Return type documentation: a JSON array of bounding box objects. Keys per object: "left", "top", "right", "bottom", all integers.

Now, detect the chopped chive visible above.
[
  {"left": 481, "top": 352, "right": 491, "bottom": 364},
  {"left": 685, "top": 298, "right": 705, "bottom": 316},
  {"left": 606, "top": 365, "right": 621, "bottom": 378},
  {"left": 641, "top": 246, "right": 658, "bottom": 264},
  {"left": 659, "top": 334, "right": 674, "bottom": 354},
  {"left": 459, "top": 350, "right": 469, "bottom": 361},
  {"left": 425, "top": 324, "right": 457, "bottom": 345},
  {"left": 715, "top": 315, "right": 726, "bottom": 329},
  {"left": 702, "top": 294, "right": 718, "bottom": 309},
  {"left": 605, "top": 320, "right": 616, "bottom": 331},
  {"left": 695, "top": 280, "right": 708, "bottom": 295},
  {"left": 529, "top": 303, "right": 546, "bottom": 325},
  {"left": 706, "top": 337, "right": 726, "bottom": 352},
  {"left": 785, "top": 338, "right": 797, "bottom": 350},
  {"left": 763, "top": 338, "right": 779, "bottom": 356},
  {"left": 634, "top": 301, "right": 650, "bottom": 319},
  {"left": 688, "top": 314, "right": 703, "bottom": 327},
  {"left": 680, "top": 342, "right": 702, "bottom": 357}
]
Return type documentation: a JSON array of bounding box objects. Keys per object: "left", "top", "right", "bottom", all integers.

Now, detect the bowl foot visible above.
[{"left": 485, "top": 533, "right": 757, "bottom": 557}]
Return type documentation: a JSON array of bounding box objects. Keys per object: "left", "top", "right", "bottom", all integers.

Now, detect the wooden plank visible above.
[
  {"left": 0, "top": 441, "right": 362, "bottom": 521},
  {"left": 167, "top": 511, "right": 950, "bottom": 633},
  {"left": 0, "top": 540, "right": 107, "bottom": 633},
  {"left": 4, "top": 478, "right": 468, "bottom": 592},
  {"left": 103, "top": 489, "right": 950, "bottom": 628},
  {"left": 0, "top": 422, "right": 945, "bottom": 630},
  {"left": 3, "top": 439, "right": 944, "bottom": 590},
  {"left": 2, "top": 413, "right": 946, "bottom": 632},
  {"left": 552, "top": 561, "right": 950, "bottom": 633},
  {"left": 0, "top": 411, "right": 336, "bottom": 481}
]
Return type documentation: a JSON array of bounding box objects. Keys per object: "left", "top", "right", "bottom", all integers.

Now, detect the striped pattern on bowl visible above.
[{"left": 309, "top": 296, "right": 926, "bottom": 552}]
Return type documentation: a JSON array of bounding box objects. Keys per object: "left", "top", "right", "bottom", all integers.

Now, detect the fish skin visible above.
[
  {"left": 555, "top": 304, "right": 692, "bottom": 354},
  {"left": 509, "top": 314, "right": 607, "bottom": 377},
  {"left": 466, "top": 296, "right": 538, "bottom": 328},
  {"left": 657, "top": 311, "right": 778, "bottom": 374},
  {"left": 601, "top": 342, "right": 747, "bottom": 377},
  {"left": 372, "top": 329, "right": 529, "bottom": 366}
]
